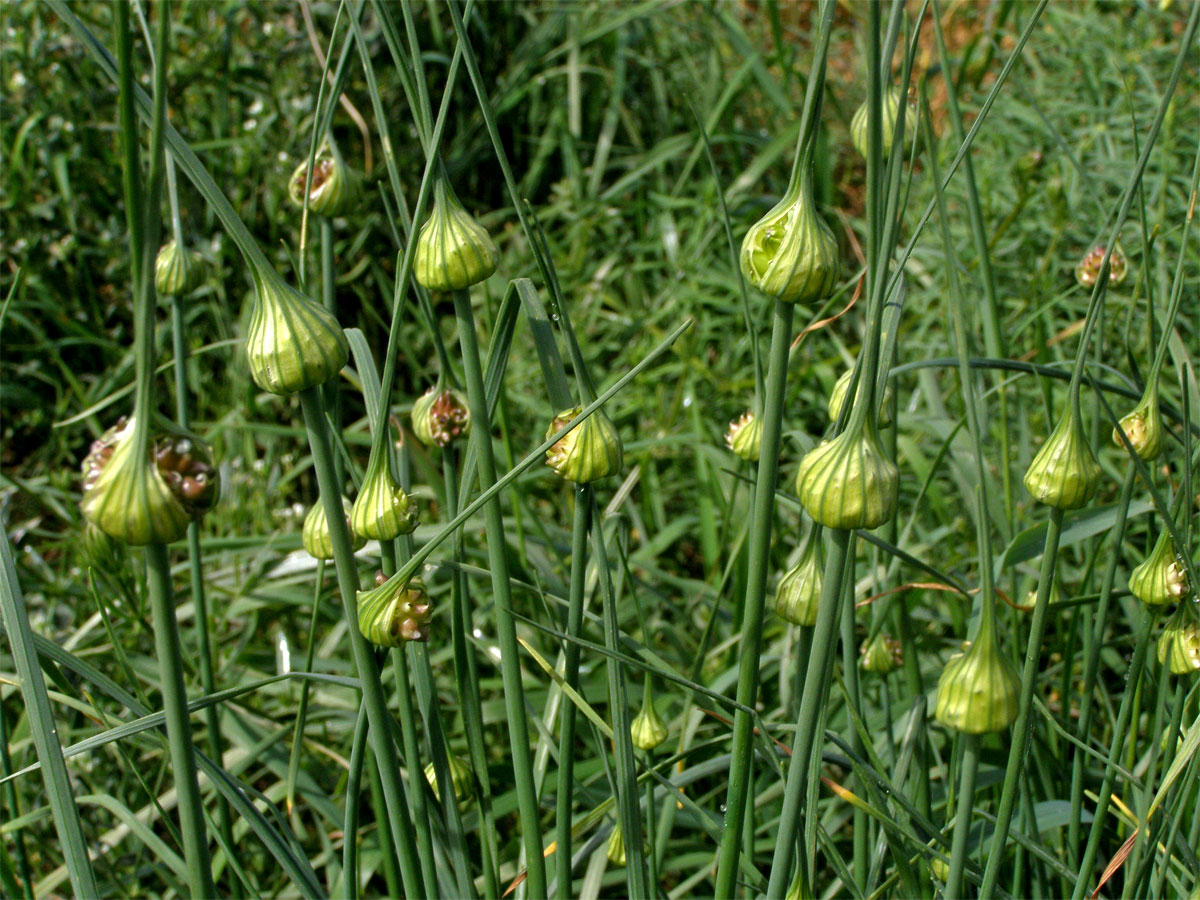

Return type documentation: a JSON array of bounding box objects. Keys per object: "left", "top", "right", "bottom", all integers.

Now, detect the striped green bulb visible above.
[
  {"left": 245, "top": 267, "right": 349, "bottom": 395},
  {"left": 934, "top": 628, "right": 1020, "bottom": 734},
  {"left": 545, "top": 405, "right": 623, "bottom": 484},
  {"left": 357, "top": 573, "right": 432, "bottom": 646},
  {"left": 350, "top": 451, "right": 418, "bottom": 542},
  {"left": 1022, "top": 405, "right": 1101, "bottom": 510},
  {"left": 796, "top": 424, "right": 898, "bottom": 530},
  {"left": 1130, "top": 530, "right": 1189, "bottom": 606},
  {"left": 415, "top": 178, "right": 498, "bottom": 292},
  {"left": 154, "top": 240, "right": 204, "bottom": 295},
  {"left": 301, "top": 497, "right": 364, "bottom": 560}
]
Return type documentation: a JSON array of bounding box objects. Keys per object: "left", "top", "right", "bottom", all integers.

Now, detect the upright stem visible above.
[
  {"left": 980, "top": 508, "right": 1064, "bottom": 897},
  {"left": 298, "top": 387, "right": 424, "bottom": 900},
  {"left": 556, "top": 485, "right": 592, "bottom": 898},
  {"left": 765, "top": 527, "right": 852, "bottom": 899},
  {"left": 390, "top": 650, "right": 439, "bottom": 898},
  {"left": 945, "top": 733, "right": 980, "bottom": 899},
  {"left": 452, "top": 289, "right": 547, "bottom": 899},
  {"left": 1072, "top": 607, "right": 1158, "bottom": 899},
  {"left": 839, "top": 567, "right": 867, "bottom": 884},
  {"left": 145, "top": 543, "right": 215, "bottom": 899},
  {"left": 713, "top": 300, "right": 795, "bottom": 898}
]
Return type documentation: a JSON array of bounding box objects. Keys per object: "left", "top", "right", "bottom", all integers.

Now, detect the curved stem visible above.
[
  {"left": 146, "top": 542, "right": 215, "bottom": 899},
  {"left": 765, "top": 527, "right": 852, "bottom": 899},
  {"left": 979, "top": 508, "right": 1064, "bottom": 897},
  {"left": 945, "top": 733, "right": 980, "bottom": 899},
  {"left": 452, "top": 289, "right": 547, "bottom": 899},
  {"left": 299, "top": 387, "right": 424, "bottom": 900},
  {"left": 556, "top": 485, "right": 592, "bottom": 898},
  {"left": 713, "top": 300, "right": 795, "bottom": 898}
]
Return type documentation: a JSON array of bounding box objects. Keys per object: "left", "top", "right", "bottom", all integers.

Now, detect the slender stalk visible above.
[
  {"left": 287, "top": 560, "right": 324, "bottom": 818},
  {"left": 298, "top": 387, "right": 424, "bottom": 900},
  {"left": 1068, "top": 468, "right": 1137, "bottom": 853},
  {"left": 945, "top": 734, "right": 980, "bottom": 899},
  {"left": 713, "top": 300, "right": 795, "bottom": 897},
  {"left": 979, "top": 508, "right": 1064, "bottom": 897},
  {"left": 388, "top": 649, "right": 438, "bottom": 898},
  {"left": 556, "top": 485, "right": 592, "bottom": 898},
  {"left": 444, "top": 447, "right": 501, "bottom": 899},
  {"left": 146, "top": 543, "right": 215, "bottom": 898},
  {"left": 342, "top": 704, "right": 367, "bottom": 900},
  {"left": 765, "top": 527, "right": 852, "bottom": 899},
  {"left": 452, "top": 289, "right": 547, "bottom": 899},
  {"left": 840, "top": 567, "right": 867, "bottom": 884},
  {"left": 1072, "top": 607, "right": 1159, "bottom": 899}
]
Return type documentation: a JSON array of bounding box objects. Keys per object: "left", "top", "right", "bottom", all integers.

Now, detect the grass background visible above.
[{"left": 1, "top": 1, "right": 1197, "bottom": 897}]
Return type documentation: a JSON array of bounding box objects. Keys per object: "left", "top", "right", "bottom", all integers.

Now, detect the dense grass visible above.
[{"left": 2, "top": 1, "right": 1198, "bottom": 898}]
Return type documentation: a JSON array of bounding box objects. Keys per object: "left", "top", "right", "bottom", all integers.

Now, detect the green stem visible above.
[
  {"left": 452, "top": 289, "right": 547, "bottom": 898},
  {"left": 839, "top": 565, "right": 867, "bottom": 884},
  {"left": 1068, "top": 467, "right": 1137, "bottom": 855},
  {"left": 444, "top": 448, "right": 501, "bottom": 899},
  {"left": 298, "top": 387, "right": 424, "bottom": 900},
  {"left": 713, "top": 300, "right": 795, "bottom": 899},
  {"left": 945, "top": 733, "right": 980, "bottom": 899},
  {"left": 556, "top": 485, "right": 592, "bottom": 898},
  {"left": 979, "top": 508, "right": 1064, "bottom": 897},
  {"left": 591, "top": 497, "right": 649, "bottom": 900},
  {"left": 342, "top": 704, "right": 366, "bottom": 900},
  {"left": 765, "top": 527, "right": 852, "bottom": 899},
  {"left": 390, "top": 649, "right": 439, "bottom": 898},
  {"left": 1072, "top": 606, "right": 1158, "bottom": 899},
  {"left": 288, "top": 560, "right": 324, "bottom": 818},
  {"left": 146, "top": 543, "right": 215, "bottom": 899}
]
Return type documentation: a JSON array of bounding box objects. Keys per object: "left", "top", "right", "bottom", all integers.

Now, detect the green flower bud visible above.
[
  {"left": 414, "top": 178, "right": 498, "bottom": 292},
  {"left": 774, "top": 533, "right": 825, "bottom": 626},
  {"left": 929, "top": 858, "right": 949, "bottom": 883},
  {"left": 1129, "top": 530, "right": 1189, "bottom": 606},
  {"left": 1075, "top": 241, "right": 1128, "bottom": 288},
  {"left": 1112, "top": 382, "right": 1165, "bottom": 461},
  {"left": 934, "top": 629, "right": 1020, "bottom": 734},
  {"left": 350, "top": 452, "right": 418, "bottom": 541},
  {"left": 357, "top": 573, "right": 432, "bottom": 646},
  {"left": 850, "top": 87, "right": 916, "bottom": 159},
  {"left": 246, "top": 268, "right": 349, "bottom": 395},
  {"left": 154, "top": 240, "right": 204, "bottom": 295},
  {"left": 545, "top": 405, "right": 623, "bottom": 484},
  {"left": 796, "top": 425, "right": 898, "bottom": 530},
  {"left": 1022, "top": 406, "right": 1102, "bottom": 510},
  {"left": 288, "top": 147, "right": 362, "bottom": 218},
  {"left": 424, "top": 756, "right": 475, "bottom": 812},
  {"left": 630, "top": 689, "right": 669, "bottom": 752},
  {"left": 301, "top": 497, "right": 364, "bottom": 560},
  {"left": 860, "top": 632, "right": 902, "bottom": 675},
  {"left": 81, "top": 416, "right": 219, "bottom": 545},
  {"left": 828, "top": 369, "right": 892, "bottom": 427},
  {"left": 606, "top": 824, "right": 626, "bottom": 867},
  {"left": 740, "top": 172, "right": 839, "bottom": 305},
  {"left": 1157, "top": 602, "right": 1200, "bottom": 676},
  {"left": 725, "top": 410, "right": 762, "bottom": 461},
  {"left": 412, "top": 384, "right": 471, "bottom": 448}
]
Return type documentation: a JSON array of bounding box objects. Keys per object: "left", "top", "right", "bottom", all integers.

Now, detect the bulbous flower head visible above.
[
  {"left": 545, "top": 405, "right": 623, "bottom": 484},
  {"left": 1075, "top": 241, "right": 1128, "bottom": 288},
  {"left": 739, "top": 173, "right": 839, "bottom": 305},
  {"left": 81, "top": 416, "right": 219, "bottom": 545},
  {"left": 606, "top": 824, "right": 626, "bottom": 867},
  {"left": 1129, "top": 530, "right": 1190, "bottom": 606},
  {"left": 357, "top": 573, "right": 432, "bottom": 646},
  {"left": 1157, "top": 603, "right": 1200, "bottom": 676},
  {"left": 1022, "top": 406, "right": 1102, "bottom": 510},
  {"left": 850, "top": 87, "right": 916, "bottom": 159},
  {"left": 860, "top": 633, "right": 903, "bottom": 675},
  {"left": 288, "top": 147, "right": 362, "bottom": 218},
  {"left": 774, "top": 533, "right": 825, "bottom": 626},
  {"left": 725, "top": 410, "right": 762, "bottom": 462},
  {"left": 414, "top": 178, "right": 498, "bottom": 292},
  {"left": 154, "top": 240, "right": 204, "bottom": 296},
  {"left": 424, "top": 756, "right": 475, "bottom": 812},
  {"left": 934, "top": 630, "right": 1020, "bottom": 734},
  {"left": 412, "top": 385, "right": 471, "bottom": 448},
  {"left": 302, "top": 497, "right": 364, "bottom": 560},
  {"left": 1112, "top": 383, "right": 1165, "bottom": 461},
  {"left": 796, "top": 425, "right": 898, "bottom": 530},
  {"left": 828, "top": 369, "right": 892, "bottom": 427},
  {"left": 350, "top": 453, "right": 418, "bottom": 542},
  {"left": 630, "top": 697, "right": 669, "bottom": 752},
  {"left": 246, "top": 268, "right": 349, "bottom": 395}
]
